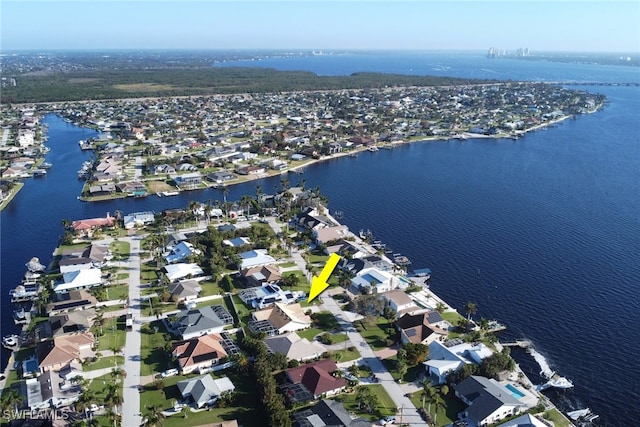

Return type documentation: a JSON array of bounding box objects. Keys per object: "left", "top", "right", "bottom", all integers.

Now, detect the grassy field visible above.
[
  {"left": 408, "top": 388, "right": 465, "bottom": 426},
  {"left": 140, "top": 320, "right": 172, "bottom": 376},
  {"left": 334, "top": 384, "right": 396, "bottom": 421},
  {"left": 96, "top": 316, "right": 127, "bottom": 352},
  {"left": 85, "top": 355, "right": 125, "bottom": 371},
  {"left": 381, "top": 357, "right": 425, "bottom": 383},
  {"left": 543, "top": 408, "right": 572, "bottom": 427},
  {"left": 355, "top": 318, "right": 396, "bottom": 350}
]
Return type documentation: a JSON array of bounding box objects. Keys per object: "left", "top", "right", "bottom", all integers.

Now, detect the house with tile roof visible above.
[
  {"left": 240, "top": 264, "right": 282, "bottom": 287},
  {"left": 283, "top": 359, "right": 345, "bottom": 401},
  {"left": 382, "top": 289, "right": 420, "bottom": 315},
  {"left": 167, "top": 280, "right": 202, "bottom": 303},
  {"left": 172, "top": 333, "right": 229, "bottom": 374},
  {"left": 455, "top": 375, "right": 523, "bottom": 426},
  {"left": 264, "top": 332, "right": 325, "bottom": 362},
  {"left": 238, "top": 249, "right": 276, "bottom": 269},
  {"left": 36, "top": 332, "right": 95, "bottom": 373},
  {"left": 249, "top": 302, "right": 312, "bottom": 336},
  {"left": 46, "top": 290, "right": 97, "bottom": 315}
]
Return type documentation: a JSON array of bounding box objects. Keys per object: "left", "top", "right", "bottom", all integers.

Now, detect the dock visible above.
[{"left": 501, "top": 339, "right": 532, "bottom": 348}]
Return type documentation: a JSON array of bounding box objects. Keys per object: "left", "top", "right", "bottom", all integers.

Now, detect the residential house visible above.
[
  {"left": 176, "top": 374, "right": 235, "bottom": 408},
  {"left": 282, "top": 359, "right": 345, "bottom": 402},
  {"left": 117, "top": 181, "right": 147, "bottom": 197},
  {"left": 264, "top": 332, "right": 325, "bottom": 362},
  {"left": 314, "top": 225, "right": 350, "bottom": 245},
  {"left": 46, "top": 290, "right": 98, "bottom": 315},
  {"left": 71, "top": 213, "right": 115, "bottom": 237},
  {"left": 123, "top": 211, "right": 155, "bottom": 229},
  {"left": 45, "top": 309, "right": 97, "bottom": 337},
  {"left": 167, "top": 280, "right": 202, "bottom": 303},
  {"left": 53, "top": 269, "right": 103, "bottom": 293},
  {"left": 164, "top": 241, "right": 199, "bottom": 264},
  {"left": 173, "top": 305, "right": 233, "bottom": 340},
  {"left": 395, "top": 310, "right": 448, "bottom": 345},
  {"left": 382, "top": 289, "right": 420, "bottom": 315},
  {"left": 455, "top": 376, "right": 523, "bottom": 426},
  {"left": 235, "top": 165, "right": 265, "bottom": 175},
  {"left": 173, "top": 172, "right": 202, "bottom": 188},
  {"left": 164, "top": 263, "right": 205, "bottom": 282},
  {"left": 424, "top": 340, "right": 494, "bottom": 384},
  {"left": 36, "top": 332, "right": 95, "bottom": 373},
  {"left": 240, "top": 264, "right": 282, "bottom": 287},
  {"left": 222, "top": 237, "right": 251, "bottom": 248},
  {"left": 172, "top": 334, "right": 229, "bottom": 374},
  {"left": 249, "top": 302, "right": 311, "bottom": 336},
  {"left": 351, "top": 267, "right": 396, "bottom": 294},
  {"left": 497, "top": 414, "right": 548, "bottom": 427},
  {"left": 238, "top": 284, "right": 300, "bottom": 309},
  {"left": 152, "top": 164, "right": 176, "bottom": 175},
  {"left": 292, "top": 399, "right": 370, "bottom": 427},
  {"left": 238, "top": 249, "right": 276, "bottom": 270},
  {"left": 206, "top": 170, "right": 237, "bottom": 184}
]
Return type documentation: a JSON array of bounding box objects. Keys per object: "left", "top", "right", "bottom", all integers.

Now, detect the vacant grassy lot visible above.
[
  {"left": 408, "top": 388, "right": 464, "bottom": 426},
  {"left": 140, "top": 320, "right": 172, "bottom": 376},
  {"left": 96, "top": 316, "right": 127, "bottom": 352},
  {"left": 334, "top": 384, "right": 396, "bottom": 421},
  {"left": 355, "top": 318, "right": 396, "bottom": 350}
]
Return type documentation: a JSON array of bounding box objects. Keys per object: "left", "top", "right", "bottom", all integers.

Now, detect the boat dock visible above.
[{"left": 501, "top": 339, "right": 532, "bottom": 348}]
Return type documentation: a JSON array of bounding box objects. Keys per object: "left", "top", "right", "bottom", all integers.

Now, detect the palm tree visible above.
[
  {"left": 432, "top": 394, "right": 445, "bottom": 425},
  {"left": 145, "top": 403, "right": 166, "bottom": 427},
  {"left": 422, "top": 380, "right": 437, "bottom": 411},
  {"left": 0, "top": 388, "right": 24, "bottom": 413},
  {"left": 464, "top": 301, "right": 477, "bottom": 320}
]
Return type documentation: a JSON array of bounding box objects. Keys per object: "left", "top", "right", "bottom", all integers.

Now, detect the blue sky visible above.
[{"left": 2, "top": 1, "right": 638, "bottom": 52}]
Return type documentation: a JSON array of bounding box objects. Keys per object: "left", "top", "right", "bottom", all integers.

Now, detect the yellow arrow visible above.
[{"left": 308, "top": 253, "right": 341, "bottom": 302}]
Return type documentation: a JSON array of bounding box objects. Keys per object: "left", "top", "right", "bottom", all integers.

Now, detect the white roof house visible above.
[
  {"left": 123, "top": 211, "right": 155, "bottom": 229},
  {"left": 424, "top": 340, "right": 494, "bottom": 384},
  {"left": 351, "top": 267, "right": 396, "bottom": 293},
  {"left": 239, "top": 249, "right": 276, "bottom": 270},
  {"left": 164, "top": 263, "right": 205, "bottom": 282},
  {"left": 164, "top": 241, "right": 199, "bottom": 264},
  {"left": 54, "top": 269, "right": 103, "bottom": 293}
]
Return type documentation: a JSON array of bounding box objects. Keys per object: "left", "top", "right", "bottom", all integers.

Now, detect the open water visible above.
[{"left": 2, "top": 52, "right": 639, "bottom": 425}]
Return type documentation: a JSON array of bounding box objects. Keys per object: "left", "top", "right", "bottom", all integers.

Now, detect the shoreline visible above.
[{"left": 80, "top": 113, "right": 579, "bottom": 203}]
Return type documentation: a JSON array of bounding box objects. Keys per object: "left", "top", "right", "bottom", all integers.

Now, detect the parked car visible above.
[
  {"left": 160, "top": 368, "right": 179, "bottom": 378},
  {"left": 379, "top": 416, "right": 396, "bottom": 425}
]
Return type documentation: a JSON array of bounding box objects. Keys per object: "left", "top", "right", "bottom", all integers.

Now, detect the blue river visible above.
[{"left": 2, "top": 52, "right": 639, "bottom": 425}]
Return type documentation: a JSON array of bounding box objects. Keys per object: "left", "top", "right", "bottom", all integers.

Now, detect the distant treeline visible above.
[{"left": 1, "top": 67, "right": 495, "bottom": 104}]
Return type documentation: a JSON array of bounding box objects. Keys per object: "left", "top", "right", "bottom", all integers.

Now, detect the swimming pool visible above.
[{"left": 505, "top": 383, "right": 526, "bottom": 399}]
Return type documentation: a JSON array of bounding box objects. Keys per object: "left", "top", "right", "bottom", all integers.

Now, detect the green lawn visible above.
[
  {"left": 442, "top": 311, "right": 464, "bottom": 325},
  {"left": 408, "top": 388, "right": 465, "bottom": 426},
  {"left": 85, "top": 355, "right": 125, "bottom": 371},
  {"left": 355, "top": 319, "right": 395, "bottom": 350},
  {"left": 381, "top": 357, "right": 425, "bottom": 383},
  {"left": 106, "top": 284, "right": 130, "bottom": 301},
  {"left": 543, "top": 408, "right": 572, "bottom": 427},
  {"left": 334, "top": 385, "right": 396, "bottom": 421},
  {"left": 278, "top": 261, "right": 297, "bottom": 268},
  {"left": 329, "top": 347, "right": 361, "bottom": 363},
  {"left": 140, "top": 321, "right": 173, "bottom": 376},
  {"left": 95, "top": 316, "right": 127, "bottom": 352},
  {"left": 139, "top": 368, "right": 259, "bottom": 427},
  {"left": 110, "top": 240, "right": 131, "bottom": 259}
]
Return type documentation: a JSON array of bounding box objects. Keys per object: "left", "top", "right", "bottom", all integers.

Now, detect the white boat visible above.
[
  {"left": 567, "top": 408, "right": 591, "bottom": 420},
  {"left": 2, "top": 335, "right": 19, "bottom": 349},
  {"left": 161, "top": 191, "right": 179, "bottom": 197},
  {"left": 13, "top": 308, "right": 27, "bottom": 325},
  {"left": 536, "top": 372, "right": 574, "bottom": 391}
]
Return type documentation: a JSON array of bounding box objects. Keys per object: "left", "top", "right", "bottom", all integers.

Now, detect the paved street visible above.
[{"left": 120, "top": 236, "right": 144, "bottom": 427}]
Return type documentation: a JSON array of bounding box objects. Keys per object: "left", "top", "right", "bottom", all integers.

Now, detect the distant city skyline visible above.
[{"left": 1, "top": 1, "right": 638, "bottom": 53}]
